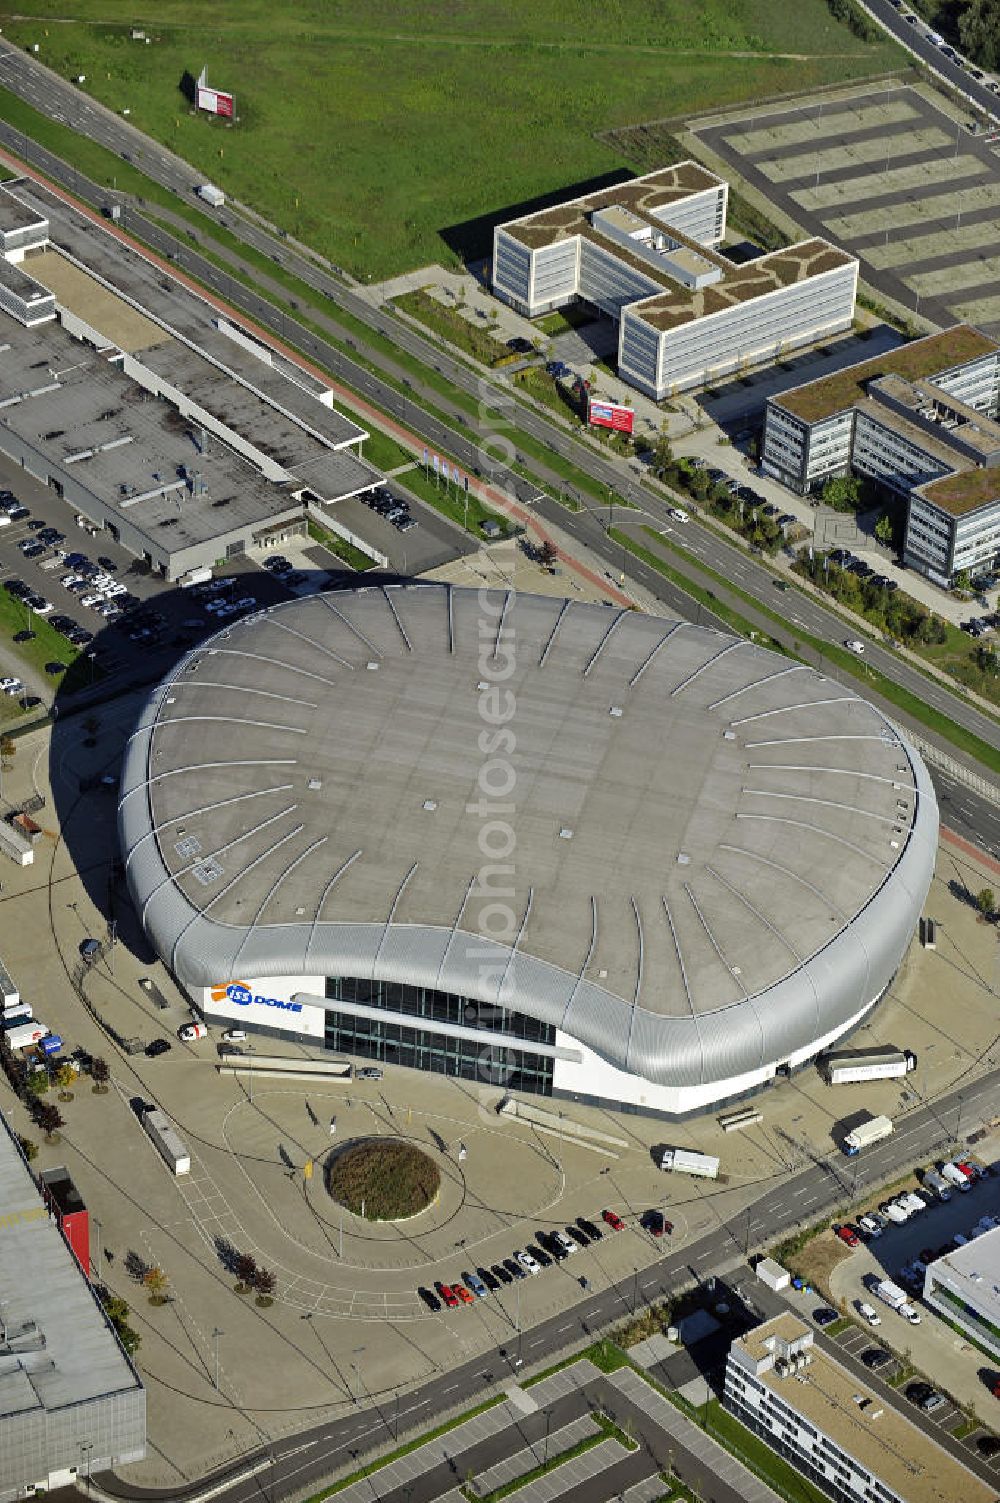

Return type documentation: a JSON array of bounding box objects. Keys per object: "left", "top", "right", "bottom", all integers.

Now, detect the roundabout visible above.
[{"left": 325, "top": 1138, "right": 441, "bottom": 1221}]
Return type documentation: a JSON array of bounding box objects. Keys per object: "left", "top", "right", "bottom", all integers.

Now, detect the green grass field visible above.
[{"left": 0, "top": 1, "right": 901, "bottom": 278}]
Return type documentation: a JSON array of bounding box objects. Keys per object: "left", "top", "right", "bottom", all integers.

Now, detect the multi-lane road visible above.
[
  {"left": 95, "top": 1063, "right": 1000, "bottom": 1503},
  {"left": 3, "top": 45, "right": 1000, "bottom": 785},
  {"left": 865, "top": 0, "right": 1000, "bottom": 123}
]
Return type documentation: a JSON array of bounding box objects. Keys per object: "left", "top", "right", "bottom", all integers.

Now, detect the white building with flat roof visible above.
[
  {"left": 492, "top": 165, "right": 858, "bottom": 400},
  {"left": 924, "top": 1224, "right": 1000, "bottom": 1360},
  {"left": 725, "top": 1312, "right": 997, "bottom": 1503}
]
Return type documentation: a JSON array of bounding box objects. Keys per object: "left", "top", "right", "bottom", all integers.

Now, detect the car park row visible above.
[{"left": 416, "top": 1207, "right": 671, "bottom": 1311}]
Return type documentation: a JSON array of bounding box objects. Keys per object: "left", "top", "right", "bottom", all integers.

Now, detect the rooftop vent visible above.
[
  {"left": 367, "top": 661, "right": 379, "bottom": 672},
  {"left": 307, "top": 778, "right": 322, "bottom": 791},
  {"left": 677, "top": 852, "right": 690, "bottom": 865},
  {"left": 609, "top": 706, "right": 623, "bottom": 718},
  {"left": 723, "top": 730, "right": 736, "bottom": 740},
  {"left": 423, "top": 800, "right": 438, "bottom": 812},
  {"left": 559, "top": 827, "right": 573, "bottom": 840}
]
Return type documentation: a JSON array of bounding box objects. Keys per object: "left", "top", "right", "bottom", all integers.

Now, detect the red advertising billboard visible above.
[
  {"left": 588, "top": 398, "right": 634, "bottom": 435},
  {"left": 196, "top": 68, "right": 234, "bottom": 118}
]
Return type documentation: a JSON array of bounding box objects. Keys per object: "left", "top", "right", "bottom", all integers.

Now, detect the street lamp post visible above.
[
  {"left": 212, "top": 1327, "right": 224, "bottom": 1390},
  {"left": 79, "top": 1441, "right": 93, "bottom": 1492}
]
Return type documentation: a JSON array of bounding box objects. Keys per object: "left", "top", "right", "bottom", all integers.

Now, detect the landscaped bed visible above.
[{"left": 326, "top": 1139, "right": 441, "bottom": 1220}]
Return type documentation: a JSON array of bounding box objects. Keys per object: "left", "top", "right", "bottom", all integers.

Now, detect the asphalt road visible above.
[
  {"left": 865, "top": 0, "right": 1000, "bottom": 123},
  {"left": 2, "top": 46, "right": 1000, "bottom": 778},
  {"left": 91, "top": 1063, "right": 1000, "bottom": 1503}
]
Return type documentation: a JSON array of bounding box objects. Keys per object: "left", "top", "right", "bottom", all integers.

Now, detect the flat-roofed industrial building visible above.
[
  {"left": 0, "top": 180, "right": 383, "bottom": 578},
  {"left": 0, "top": 1118, "right": 145, "bottom": 1502}
]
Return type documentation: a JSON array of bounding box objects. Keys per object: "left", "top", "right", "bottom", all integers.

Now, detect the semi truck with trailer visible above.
[
  {"left": 875, "top": 1279, "right": 922, "bottom": 1321},
  {"left": 141, "top": 1107, "right": 191, "bottom": 1175},
  {"left": 842, "top": 1115, "right": 894, "bottom": 1155},
  {"left": 820, "top": 1049, "right": 917, "bottom": 1085},
  {"left": 658, "top": 1148, "right": 720, "bottom": 1179},
  {"left": 0, "top": 1003, "right": 32, "bottom": 1028}
]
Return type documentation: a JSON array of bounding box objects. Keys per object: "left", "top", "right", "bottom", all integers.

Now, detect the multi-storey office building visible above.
[
  {"left": 492, "top": 165, "right": 858, "bottom": 400},
  {"left": 762, "top": 326, "right": 1000, "bottom": 587},
  {"left": 725, "top": 1313, "right": 995, "bottom": 1503}
]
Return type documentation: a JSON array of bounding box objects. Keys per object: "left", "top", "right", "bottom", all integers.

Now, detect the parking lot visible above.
[
  {"left": 695, "top": 83, "right": 1000, "bottom": 337},
  {"left": 0, "top": 453, "right": 469, "bottom": 717},
  {"left": 820, "top": 1160, "right": 1000, "bottom": 1466}
]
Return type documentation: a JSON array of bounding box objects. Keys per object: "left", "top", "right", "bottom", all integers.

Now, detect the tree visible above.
[
  {"left": 54, "top": 1061, "right": 76, "bottom": 1099},
  {"left": 235, "top": 1251, "right": 258, "bottom": 1292},
  {"left": 821, "top": 474, "right": 861, "bottom": 512},
  {"left": 977, "top": 888, "right": 996, "bottom": 920},
  {"left": 18, "top": 1135, "right": 38, "bottom": 1162},
  {"left": 143, "top": 1266, "right": 170, "bottom": 1304},
  {"left": 651, "top": 427, "right": 673, "bottom": 476},
  {"left": 960, "top": 0, "right": 1000, "bottom": 70},
  {"left": 254, "top": 1267, "right": 276, "bottom": 1305},
  {"left": 25, "top": 1067, "right": 48, "bottom": 1098},
  {"left": 91, "top": 1056, "right": 110, "bottom": 1094},
  {"left": 99, "top": 1289, "right": 141, "bottom": 1357},
  {"left": 36, "top": 1102, "right": 64, "bottom": 1142},
  {"left": 874, "top": 512, "right": 893, "bottom": 545},
  {"left": 954, "top": 567, "right": 972, "bottom": 595},
  {"left": 0, "top": 735, "right": 14, "bottom": 764},
  {"left": 537, "top": 540, "right": 558, "bottom": 569}
]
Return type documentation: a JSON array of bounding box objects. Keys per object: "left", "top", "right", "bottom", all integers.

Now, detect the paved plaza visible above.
[
  {"left": 694, "top": 83, "right": 1000, "bottom": 338},
  {"left": 0, "top": 700, "right": 999, "bottom": 1485}
]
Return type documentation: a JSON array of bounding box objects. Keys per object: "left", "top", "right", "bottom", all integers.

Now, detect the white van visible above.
[{"left": 858, "top": 1301, "right": 881, "bottom": 1327}]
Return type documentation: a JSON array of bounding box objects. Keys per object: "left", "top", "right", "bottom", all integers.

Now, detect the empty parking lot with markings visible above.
[{"left": 696, "top": 85, "right": 1000, "bottom": 337}]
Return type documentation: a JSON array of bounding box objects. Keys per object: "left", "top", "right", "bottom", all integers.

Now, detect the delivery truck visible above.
[
  {"left": 658, "top": 1147, "right": 720, "bottom": 1179},
  {"left": 0, "top": 1003, "right": 33, "bottom": 1028},
  {"left": 876, "top": 1278, "right": 907, "bottom": 1310},
  {"left": 842, "top": 1115, "right": 894, "bottom": 1156},
  {"left": 141, "top": 1107, "right": 191, "bottom": 1176},
  {"left": 197, "top": 183, "right": 225, "bottom": 207},
  {"left": 820, "top": 1048, "right": 916, "bottom": 1086},
  {"left": 756, "top": 1258, "right": 790, "bottom": 1292},
  {"left": 5, "top": 1020, "right": 48, "bottom": 1050}
]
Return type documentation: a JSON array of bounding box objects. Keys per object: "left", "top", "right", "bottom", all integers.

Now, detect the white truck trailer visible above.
[
  {"left": 842, "top": 1115, "right": 893, "bottom": 1156},
  {"left": 180, "top": 566, "right": 213, "bottom": 587},
  {"left": 142, "top": 1107, "right": 191, "bottom": 1175},
  {"left": 197, "top": 183, "right": 225, "bottom": 207},
  {"left": 756, "top": 1258, "right": 791, "bottom": 1292},
  {"left": 821, "top": 1049, "right": 916, "bottom": 1085},
  {"left": 5, "top": 1020, "right": 48, "bottom": 1050},
  {"left": 0, "top": 957, "right": 18, "bottom": 1009},
  {"left": 658, "top": 1147, "right": 720, "bottom": 1179}
]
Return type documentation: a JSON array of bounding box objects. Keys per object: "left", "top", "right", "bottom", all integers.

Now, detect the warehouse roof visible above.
[
  {"left": 0, "top": 1122, "right": 142, "bottom": 1421},
  {"left": 120, "top": 586, "right": 937, "bottom": 1089}
]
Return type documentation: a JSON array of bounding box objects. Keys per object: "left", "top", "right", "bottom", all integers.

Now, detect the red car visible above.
[
  {"left": 641, "top": 1210, "right": 667, "bottom": 1238},
  {"left": 834, "top": 1223, "right": 860, "bottom": 1247},
  {"left": 958, "top": 1161, "right": 982, "bottom": 1181},
  {"left": 436, "top": 1282, "right": 459, "bottom": 1309},
  {"left": 454, "top": 1285, "right": 475, "bottom": 1306},
  {"left": 602, "top": 1208, "right": 624, "bottom": 1232}
]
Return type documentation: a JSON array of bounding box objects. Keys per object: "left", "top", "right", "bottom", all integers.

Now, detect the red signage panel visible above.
[{"left": 588, "top": 399, "right": 634, "bottom": 435}]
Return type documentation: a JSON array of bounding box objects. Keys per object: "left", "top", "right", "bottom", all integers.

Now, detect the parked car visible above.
[
  {"left": 454, "top": 1285, "right": 474, "bottom": 1306},
  {"left": 862, "top": 1347, "right": 891, "bottom": 1370},
  {"left": 813, "top": 1307, "right": 838, "bottom": 1327},
  {"left": 462, "top": 1271, "right": 488, "bottom": 1299},
  {"left": 357, "top": 1066, "right": 383, "bottom": 1080},
  {"left": 418, "top": 1286, "right": 441, "bottom": 1312},
  {"left": 436, "top": 1282, "right": 459, "bottom": 1309},
  {"left": 491, "top": 1263, "right": 513, "bottom": 1286},
  {"left": 503, "top": 1257, "right": 527, "bottom": 1282},
  {"left": 602, "top": 1208, "right": 624, "bottom": 1231},
  {"left": 641, "top": 1209, "right": 667, "bottom": 1238},
  {"left": 516, "top": 1249, "right": 541, "bottom": 1276},
  {"left": 576, "top": 1216, "right": 601, "bottom": 1241},
  {"left": 834, "top": 1223, "right": 860, "bottom": 1247},
  {"left": 145, "top": 1039, "right": 172, "bottom": 1058}
]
